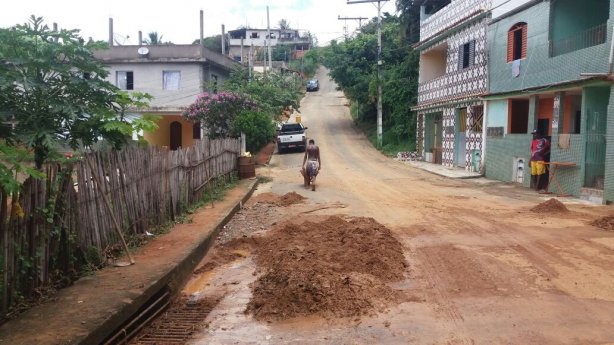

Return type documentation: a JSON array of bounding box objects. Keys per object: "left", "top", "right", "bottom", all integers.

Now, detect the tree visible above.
[
  {"left": 192, "top": 35, "right": 224, "bottom": 54},
  {"left": 144, "top": 31, "right": 164, "bottom": 45},
  {"left": 321, "top": 15, "right": 419, "bottom": 152},
  {"left": 278, "top": 19, "right": 291, "bottom": 30},
  {"left": 0, "top": 16, "right": 155, "bottom": 168}
]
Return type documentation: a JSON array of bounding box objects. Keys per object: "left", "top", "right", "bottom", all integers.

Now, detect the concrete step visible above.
[{"left": 580, "top": 187, "right": 604, "bottom": 204}]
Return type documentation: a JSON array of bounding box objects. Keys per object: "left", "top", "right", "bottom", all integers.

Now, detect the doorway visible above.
[
  {"left": 455, "top": 108, "right": 467, "bottom": 167},
  {"left": 584, "top": 87, "right": 609, "bottom": 189},
  {"left": 170, "top": 121, "right": 182, "bottom": 150},
  {"left": 425, "top": 112, "right": 443, "bottom": 164}
]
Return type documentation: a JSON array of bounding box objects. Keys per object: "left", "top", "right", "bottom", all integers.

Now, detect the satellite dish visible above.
[{"left": 137, "top": 47, "right": 149, "bottom": 56}]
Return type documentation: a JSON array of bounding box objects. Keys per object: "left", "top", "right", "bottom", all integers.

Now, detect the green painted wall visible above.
[
  {"left": 604, "top": 87, "right": 614, "bottom": 203},
  {"left": 488, "top": 1, "right": 614, "bottom": 94},
  {"left": 487, "top": 99, "right": 508, "bottom": 132},
  {"left": 551, "top": 0, "right": 609, "bottom": 42},
  {"left": 485, "top": 134, "right": 532, "bottom": 185},
  {"left": 548, "top": 135, "right": 585, "bottom": 196}
]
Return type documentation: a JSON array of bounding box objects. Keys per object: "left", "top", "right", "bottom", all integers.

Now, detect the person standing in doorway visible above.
[
  {"left": 530, "top": 129, "right": 550, "bottom": 191},
  {"left": 301, "top": 139, "right": 321, "bottom": 191}
]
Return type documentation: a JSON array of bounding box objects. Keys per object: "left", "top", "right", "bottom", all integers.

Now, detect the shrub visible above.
[{"left": 233, "top": 110, "right": 276, "bottom": 153}]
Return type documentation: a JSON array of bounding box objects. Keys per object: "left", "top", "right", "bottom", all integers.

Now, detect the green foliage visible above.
[
  {"left": 321, "top": 15, "right": 419, "bottom": 150},
  {"left": 233, "top": 110, "right": 275, "bottom": 153},
  {"left": 223, "top": 66, "right": 303, "bottom": 117},
  {"left": 193, "top": 35, "right": 224, "bottom": 53},
  {"left": 182, "top": 91, "right": 258, "bottom": 139},
  {"left": 0, "top": 16, "right": 156, "bottom": 169},
  {"left": 0, "top": 142, "right": 44, "bottom": 194},
  {"left": 288, "top": 48, "right": 320, "bottom": 77}
]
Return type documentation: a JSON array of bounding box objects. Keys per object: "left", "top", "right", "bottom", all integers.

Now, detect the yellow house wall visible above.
[{"left": 144, "top": 115, "right": 197, "bottom": 149}]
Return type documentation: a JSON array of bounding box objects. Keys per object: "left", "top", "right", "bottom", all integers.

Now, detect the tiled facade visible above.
[
  {"left": 484, "top": 0, "right": 614, "bottom": 203},
  {"left": 415, "top": 0, "right": 491, "bottom": 171}
]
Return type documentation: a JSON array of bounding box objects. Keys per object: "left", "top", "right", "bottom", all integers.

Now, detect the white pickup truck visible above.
[{"left": 277, "top": 123, "right": 308, "bottom": 153}]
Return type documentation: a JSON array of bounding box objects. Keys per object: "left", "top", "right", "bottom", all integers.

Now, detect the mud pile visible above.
[
  {"left": 246, "top": 216, "right": 408, "bottom": 321},
  {"left": 531, "top": 198, "right": 569, "bottom": 213},
  {"left": 251, "top": 192, "right": 305, "bottom": 206},
  {"left": 590, "top": 216, "right": 614, "bottom": 231}
]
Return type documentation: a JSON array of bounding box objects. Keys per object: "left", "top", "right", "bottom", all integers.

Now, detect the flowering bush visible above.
[{"left": 183, "top": 91, "right": 258, "bottom": 138}]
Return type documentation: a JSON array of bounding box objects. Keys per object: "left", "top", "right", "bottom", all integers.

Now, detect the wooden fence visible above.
[{"left": 0, "top": 138, "right": 240, "bottom": 317}]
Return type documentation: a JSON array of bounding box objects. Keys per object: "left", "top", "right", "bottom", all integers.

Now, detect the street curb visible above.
[{"left": 80, "top": 179, "right": 259, "bottom": 345}]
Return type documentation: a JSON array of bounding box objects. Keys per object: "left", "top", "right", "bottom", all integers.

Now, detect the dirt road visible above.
[{"left": 184, "top": 69, "right": 614, "bottom": 344}]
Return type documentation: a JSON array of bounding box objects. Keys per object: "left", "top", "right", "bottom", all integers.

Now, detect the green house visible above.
[{"left": 484, "top": 0, "right": 614, "bottom": 203}]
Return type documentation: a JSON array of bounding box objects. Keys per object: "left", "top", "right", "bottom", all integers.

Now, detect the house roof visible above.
[{"left": 93, "top": 44, "right": 239, "bottom": 72}]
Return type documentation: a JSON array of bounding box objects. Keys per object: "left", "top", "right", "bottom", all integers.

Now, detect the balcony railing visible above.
[{"left": 549, "top": 22, "right": 608, "bottom": 57}]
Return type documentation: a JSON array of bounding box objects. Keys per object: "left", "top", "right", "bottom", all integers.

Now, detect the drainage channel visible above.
[{"left": 103, "top": 285, "right": 219, "bottom": 345}]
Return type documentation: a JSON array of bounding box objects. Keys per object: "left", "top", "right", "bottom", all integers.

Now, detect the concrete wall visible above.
[
  {"left": 143, "top": 115, "right": 197, "bottom": 148},
  {"left": 488, "top": 1, "right": 613, "bottom": 94},
  {"left": 105, "top": 63, "right": 203, "bottom": 109},
  {"left": 485, "top": 134, "right": 531, "bottom": 185}
]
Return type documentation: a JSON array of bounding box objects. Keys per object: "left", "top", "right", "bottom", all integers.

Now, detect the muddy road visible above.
[{"left": 184, "top": 69, "right": 614, "bottom": 344}]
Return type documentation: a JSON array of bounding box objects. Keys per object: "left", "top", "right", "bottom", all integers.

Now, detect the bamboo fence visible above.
[{"left": 0, "top": 138, "right": 240, "bottom": 317}]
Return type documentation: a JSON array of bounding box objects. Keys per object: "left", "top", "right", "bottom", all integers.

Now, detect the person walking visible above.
[
  {"left": 530, "top": 129, "right": 550, "bottom": 191},
  {"left": 301, "top": 139, "right": 321, "bottom": 191}
]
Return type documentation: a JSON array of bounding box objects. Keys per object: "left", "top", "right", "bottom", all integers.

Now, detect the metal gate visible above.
[{"left": 585, "top": 110, "right": 606, "bottom": 189}]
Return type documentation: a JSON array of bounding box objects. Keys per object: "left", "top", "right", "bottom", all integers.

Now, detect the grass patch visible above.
[{"left": 355, "top": 121, "right": 415, "bottom": 157}]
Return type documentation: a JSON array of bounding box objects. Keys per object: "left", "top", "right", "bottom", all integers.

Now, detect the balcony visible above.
[
  {"left": 417, "top": 64, "right": 487, "bottom": 106},
  {"left": 420, "top": 0, "right": 490, "bottom": 43},
  {"left": 549, "top": 22, "right": 608, "bottom": 57}
]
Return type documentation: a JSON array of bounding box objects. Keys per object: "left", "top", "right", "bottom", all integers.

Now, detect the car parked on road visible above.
[
  {"left": 277, "top": 123, "right": 308, "bottom": 153},
  {"left": 306, "top": 79, "right": 319, "bottom": 92}
]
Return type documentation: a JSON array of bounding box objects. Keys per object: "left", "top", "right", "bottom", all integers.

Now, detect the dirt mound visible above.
[
  {"left": 590, "top": 216, "right": 614, "bottom": 231},
  {"left": 251, "top": 192, "right": 305, "bottom": 206},
  {"left": 245, "top": 216, "right": 408, "bottom": 321},
  {"left": 277, "top": 192, "right": 306, "bottom": 206},
  {"left": 531, "top": 198, "right": 569, "bottom": 213}
]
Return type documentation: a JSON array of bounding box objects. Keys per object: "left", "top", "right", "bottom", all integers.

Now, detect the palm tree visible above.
[{"left": 144, "top": 32, "right": 163, "bottom": 45}]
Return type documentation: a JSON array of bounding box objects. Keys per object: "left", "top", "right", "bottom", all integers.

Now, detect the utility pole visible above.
[
  {"left": 249, "top": 43, "right": 253, "bottom": 80},
  {"left": 347, "top": 0, "right": 387, "bottom": 148},
  {"left": 221, "top": 24, "right": 226, "bottom": 56},
  {"left": 337, "top": 15, "right": 368, "bottom": 39},
  {"left": 266, "top": 6, "right": 273, "bottom": 72}
]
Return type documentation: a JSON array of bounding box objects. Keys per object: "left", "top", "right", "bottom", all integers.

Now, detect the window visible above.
[
  {"left": 163, "top": 71, "right": 181, "bottom": 90},
  {"left": 458, "top": 40, "right": 475, "bottom": 69},
  {"left": 193, "top": 122, "right": 201, "bottom": 140},
  {"left": 250, "top": 32, "right": 259, "bottom": 39},
  {"left": 507, "top": 23, "right": 527, "bottom": 62},
  {"left": 509, "top": 99, "right": 529, "bottom": 134},
  {"left": 470, "top": 105, "right": 484, "bottom": 133},
  {"left": 457, "top": 108, "right": 467, "bottom": 132},
  {"left": 117, "top": 71, "right": 133, "bottom": 90}
]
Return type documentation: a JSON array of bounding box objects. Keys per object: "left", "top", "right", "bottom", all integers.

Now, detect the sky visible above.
[{"left": 0, "top": 0, "right": 397, "bottom": 46}]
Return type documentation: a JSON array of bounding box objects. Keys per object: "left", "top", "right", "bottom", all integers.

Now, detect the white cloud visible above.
[{"left": 0, "top": 0, "right": 396, "bottom": 46}]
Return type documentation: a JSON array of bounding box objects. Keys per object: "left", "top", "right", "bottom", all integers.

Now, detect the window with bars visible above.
[
  {"left": 458, "top": 40, "right": 475, "bottom": 70},
  {"left": 507, "top": 23, "right": 527, "bottom": 62}
]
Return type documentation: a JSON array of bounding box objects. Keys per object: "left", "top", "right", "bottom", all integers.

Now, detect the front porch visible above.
[{"left": 484, "top": 82, "right": 613, "bottom": 203}]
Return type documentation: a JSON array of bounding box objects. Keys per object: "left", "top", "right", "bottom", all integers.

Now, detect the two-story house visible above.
[
  {"left": 94, "top": 44, "right": 238, "bottom": 150},
  {"left": 414, "top": 0, "right": 492, "bottom": 171},
  {"left": 483, "top": 0, "right": 614, "bottom": 203},
  {"left": 227, "top": 28, "right": 311, "bottom": 63}
]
